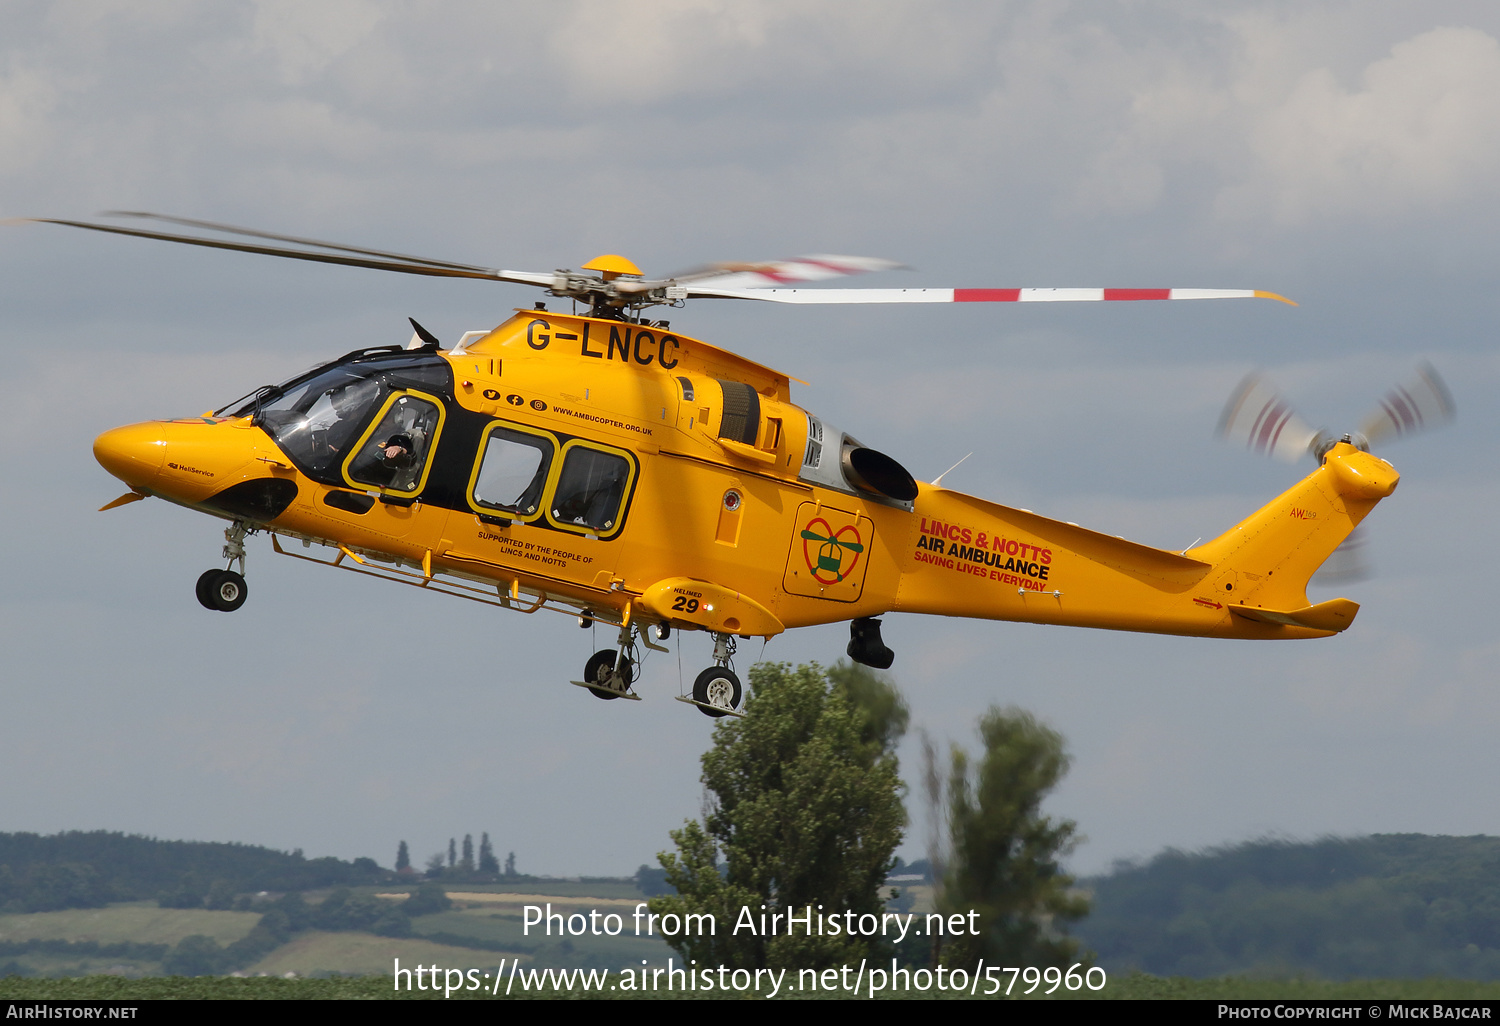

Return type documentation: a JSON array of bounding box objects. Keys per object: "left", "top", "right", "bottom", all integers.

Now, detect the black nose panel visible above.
[{"left": 202, "top": 478, "right": 299, "bottom": 521}]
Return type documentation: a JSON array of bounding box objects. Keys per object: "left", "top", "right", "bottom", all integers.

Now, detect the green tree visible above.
[
  {"left": 651, "top": 662, "right": 907, "bottom": 971},
  {"left": 157, "top": 871, "right": 204, "bottom": 910},
  {"left": 22, "top": 863, "right": 112, "bottom": 912},
  {"left": 404, "top": 881, "right": 452, "bottom": 917},
  {"left": 203, "top": 878, "right": 236, "bottom": 910},
  {"left": 461, "top": 834, "right": 475, "bottom": 874},
  {"left": 478, "top": 834, "right": 499, "bottom": 875},
  {"left": 395, "top": 841, "right": 410, "bottom": 873},
  {"left": 828, "top": 660, "right": 909, "bottom": 750},
  {"left": 163, "top": 934, "right": 226, "bottom": 977},
  {"left": 939, "top": 707, "right": 1087, "bottom": 970}
]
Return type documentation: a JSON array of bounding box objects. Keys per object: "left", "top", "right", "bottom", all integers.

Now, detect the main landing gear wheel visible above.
[
  {"left": 692, "top": 667, "right": 742, "bottom": 718},
  {"left": 583, "top": 649, "right": 633, "bottom": 700},
  {"left": 195, "top": 569, "right": 220, "bottom": 610},
  {"left": 198, "top": 569, "right": 248, "bottom": 612}
]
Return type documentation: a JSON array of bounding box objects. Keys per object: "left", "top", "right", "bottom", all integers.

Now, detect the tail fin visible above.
[{"left": 1188, "top": 441, "right": 1398, "bottom": 621}]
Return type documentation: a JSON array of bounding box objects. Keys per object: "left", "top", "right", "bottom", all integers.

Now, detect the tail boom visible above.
[{"left": 891, "top": 442, "right": 1396, "bottom": 640}]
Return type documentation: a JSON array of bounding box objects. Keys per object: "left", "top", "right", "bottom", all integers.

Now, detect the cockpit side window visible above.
[
  {"left": 344, "top": 392, "right": 445, "bottom": 496},
  {"left": 245, "top": 352, "right": 451, "bottom": 485}
]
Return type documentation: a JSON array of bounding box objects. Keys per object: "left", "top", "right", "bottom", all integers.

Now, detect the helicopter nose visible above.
[{"left": 93, "top": 422, "right": 169, "bottom": 488}]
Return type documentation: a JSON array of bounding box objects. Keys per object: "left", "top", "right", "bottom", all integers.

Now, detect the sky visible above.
[{"left": 1, "top": 0, "right": 1497, "bottom": 879}]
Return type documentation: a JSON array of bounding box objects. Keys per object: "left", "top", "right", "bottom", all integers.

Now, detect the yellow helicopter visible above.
[{"left": 23, "top": 212, "right": 1398, "bottom": 718}]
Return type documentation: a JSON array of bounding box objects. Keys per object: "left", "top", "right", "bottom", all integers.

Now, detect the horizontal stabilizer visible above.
[{"left": 1229, "top": 598, "right": 1360, "bottom": 633}]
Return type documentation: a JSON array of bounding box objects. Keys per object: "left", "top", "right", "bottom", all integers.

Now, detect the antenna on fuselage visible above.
[
  {"left": 932, "top": 452, "right": 973, "bottom": 488},
  {"left": 406, "top": 317, "right": 442, "bottom": 350}
]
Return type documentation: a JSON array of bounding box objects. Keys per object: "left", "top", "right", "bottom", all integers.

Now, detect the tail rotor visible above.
[{"left": 1216, "top": 363, "right": 1454, "bottom": 583}]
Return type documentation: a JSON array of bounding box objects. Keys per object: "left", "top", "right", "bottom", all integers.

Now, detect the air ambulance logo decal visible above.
[
  {"left": 801, "top": 518, "right": 864, "bottom": 584},
  {"left": 784, "top": 502, "right": 874, "bottom": 602}
]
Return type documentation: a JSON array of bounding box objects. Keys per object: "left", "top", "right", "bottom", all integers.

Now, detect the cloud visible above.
[
  {"left": 0, "top": 65, "right": 58, "bottom": 174},
  {"left": 1226, "top": 26, "right": 1500, "bottom": 223},
  {"left": 250, "top": 0, "right": 392, "bottom": 86}
]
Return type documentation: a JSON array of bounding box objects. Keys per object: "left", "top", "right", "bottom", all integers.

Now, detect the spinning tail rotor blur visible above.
[{"left": 1217, "top": 363, "right": 1455, "bottom": 582}]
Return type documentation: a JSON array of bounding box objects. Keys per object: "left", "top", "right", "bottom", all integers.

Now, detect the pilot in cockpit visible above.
[{"left": 373, "top": 430, "right": 422, "bottom": 491}]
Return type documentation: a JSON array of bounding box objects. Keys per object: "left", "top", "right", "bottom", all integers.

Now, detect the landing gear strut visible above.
[
  {"left": 847, "top": 616, "right": 894, "bottom": 669},
  {"left": 196, "top": 521, "right": 252, "bottom": 612},
  {"left": 688, "top": 633, "right": 742, "bottom": 718},
  {"left": 582, "top": 648, "right": 633, "bottom": 700},
  {"left": 574, "top": 620, "right": 641, "bottom": 701}
]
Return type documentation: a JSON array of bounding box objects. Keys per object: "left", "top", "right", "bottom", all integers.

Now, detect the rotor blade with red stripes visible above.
[
  {"left": 668, "top": 255, "right": 903, "bottom": 288},
  {"left": 1360, "top": 362, "right": 1456, "bottom": 446},
  {"left": 686, "top": 286, "right": 1296, "bottom": 305},
  {"left": 1216, "top": 374, "right": 1322, "bottom": 463}
]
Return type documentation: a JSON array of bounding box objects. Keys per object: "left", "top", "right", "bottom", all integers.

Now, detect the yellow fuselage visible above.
[{"left": 93, "top": 310, "right": 1397, "bottom": 642}]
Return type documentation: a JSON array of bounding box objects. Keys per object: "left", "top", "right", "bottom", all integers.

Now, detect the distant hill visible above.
[
  {"left": 1075, "top": 835, "right": 1500, "bottom": 980},
  {"left": 0, "top": 831, "right": 385, "bottom": 912}
]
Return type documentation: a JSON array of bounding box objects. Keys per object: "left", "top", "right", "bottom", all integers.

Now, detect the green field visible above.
[
  {"left": 245, "top": 931, "right": 512, "bottom": 976},
  {"left": 0, "top": 902, "right": 259, "bottom": 947},
  {"left": 421, "top": 880, "right": 647, "bottom": 899},
  {"left": 0, "top": 889, "right": 675, "bottom": 979},
  {"left": 410, "top": 899, "right": 676, "bottom": 968}
]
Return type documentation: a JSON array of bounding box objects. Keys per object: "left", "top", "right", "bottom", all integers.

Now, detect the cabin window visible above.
[
  {"left": 548, "top": 442, "right": 634, "bottom": 537},
  {"left": 471, "top": 425, "right": 554, "bottom": 518},
  {"left": 344, "top": 392, "right": 444, "bottom": 496}
]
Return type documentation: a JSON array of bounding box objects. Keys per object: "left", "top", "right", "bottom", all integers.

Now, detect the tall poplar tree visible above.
[
  {"left": 478, "top": 834, "right": 499, "bottom": 875},
  {"left": 938, "top": 707, "right": 1087, "bottom": 969}
]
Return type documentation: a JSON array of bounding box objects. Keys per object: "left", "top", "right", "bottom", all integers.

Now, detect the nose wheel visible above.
[
  {"left": 196, "top": 569, "right": 248, "bottom": 612},
  {"left": 195, "top": 521, "right": 252, "bottom": 612}
]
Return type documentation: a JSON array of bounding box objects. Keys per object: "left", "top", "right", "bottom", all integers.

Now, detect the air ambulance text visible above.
[{"left": 915, "top": 517, "right": 1052, "bottom": 586}]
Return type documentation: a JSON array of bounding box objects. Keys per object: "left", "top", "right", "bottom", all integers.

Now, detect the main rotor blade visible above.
[
  {"left": 22, "top": 218, "right": 554, "bottom": 287},
  {"left": 1217, "top": 374, "right": 1322, "bottom": 463},
  {"left": 102, "top": 210, "right": 492, "bottom": 272},
  {"left": 670, "top": 255, "right": 904, "bottom": 288},
  {"left": 686, "top": 286, "right": 1296, "bottom": 305},
  {"left": 1360, "top": 362, "right": 1456, "bottom": 446}
]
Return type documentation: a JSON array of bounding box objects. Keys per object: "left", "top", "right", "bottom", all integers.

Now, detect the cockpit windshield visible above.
[{"left": 221, "top": 349, "right": 451, "bottom": 482}]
